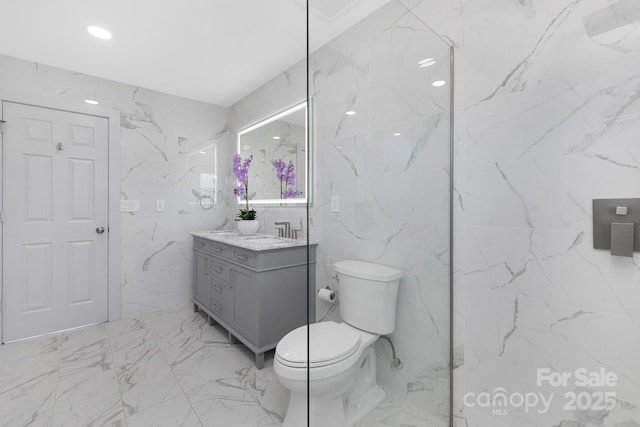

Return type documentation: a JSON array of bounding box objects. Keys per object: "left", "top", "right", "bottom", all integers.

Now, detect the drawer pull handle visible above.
[
  {"left": 213, "top": 266, "right": 224, "bottom": 273},
  {"left": 212, "top": 246, "right": 223, "bottom": 253},
  {"left": 235, "top": 252, "right": 248, "bottom": 260},
  {"left": 196, "top": 241, "right": 205, "bottom": 247}
]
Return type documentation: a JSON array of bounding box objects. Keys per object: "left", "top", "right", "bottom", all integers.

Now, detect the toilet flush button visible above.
[{"left": 616, "top": 206, "right": 628, "bottom": 215}]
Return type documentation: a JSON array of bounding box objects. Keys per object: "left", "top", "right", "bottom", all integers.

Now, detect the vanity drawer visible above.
[
  {"left": 208, "top": 259, "right": 230, "bottom": 281},
  {"left": 230, "top": 248, "right": 257, "bottom": 268},
  {"left": 210, "top": 299, "right": 228, "bottom": 319},
  {"left": 193, "top": 238, "right": 228, "bottom": 258},
  {"left": 193, "top": 237, "right": 209, "bottom": 251},
  {"left": 211, "top": 279, "right": 230, "bottom": 302}
]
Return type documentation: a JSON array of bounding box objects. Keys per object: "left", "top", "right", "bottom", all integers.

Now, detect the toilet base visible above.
[
  {"left": 282, "top": 391, "right": 346, "bottom": 427},
  {"left": 344, "top": 385, "right": 386, "bottom": 426},
  {"left": 282, "top": 386, "right": 385, "bottom": 427},
  {"left": 280, "top": 346, "right": 385, "bottom": 427}
]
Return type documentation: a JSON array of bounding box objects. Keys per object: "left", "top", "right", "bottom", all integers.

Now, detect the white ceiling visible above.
[{"left": 0, "top": 0, "right": 389, "bottom": 107}]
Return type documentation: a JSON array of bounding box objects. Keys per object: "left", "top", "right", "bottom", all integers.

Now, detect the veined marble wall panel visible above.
[
  {"left": 0, "top": 54, "right": 230, "bottom": 318},
  {"left": 231, "top": 1, "right": 453, "bottom": 423},
  {"left": 405, "top": 0, "right": 640, "bottom": 425},
  {"left": 227, "top": 57, "right": 308, "bottom": 237}
]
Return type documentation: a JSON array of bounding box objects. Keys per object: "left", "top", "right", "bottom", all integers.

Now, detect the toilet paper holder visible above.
[
  {"left": 317, "top": 286, "right": 337, "bottom": 303},
  {"left": 593, "top": 198, "right": 640, "bottom": 257}
]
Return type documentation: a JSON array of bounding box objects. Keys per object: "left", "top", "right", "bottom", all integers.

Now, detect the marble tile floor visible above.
[{"left": 0, "top": 306, "right": 438, "bottom": 427}]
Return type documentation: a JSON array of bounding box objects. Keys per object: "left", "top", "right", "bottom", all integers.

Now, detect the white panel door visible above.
[{"left": 2, "top": 102, "right": 109, "bottom": 342}]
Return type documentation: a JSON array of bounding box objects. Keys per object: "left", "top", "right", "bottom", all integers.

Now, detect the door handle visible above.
[{"left": 96, "top": 226, "right": 105, "bottom": 234}]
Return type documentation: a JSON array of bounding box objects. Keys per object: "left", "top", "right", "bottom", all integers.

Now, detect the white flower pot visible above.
[{"left": 238, "top": 220, "right": 260, "bottom": 235}]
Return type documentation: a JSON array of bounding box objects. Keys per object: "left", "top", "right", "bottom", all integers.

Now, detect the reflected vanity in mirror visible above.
[{"left": 237, "top": 102, "right": 308, "bottom": 205}]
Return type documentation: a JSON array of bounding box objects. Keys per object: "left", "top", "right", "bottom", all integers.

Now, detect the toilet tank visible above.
[{"left": 334, "top": 260, "right": 402, "bottom": 335}]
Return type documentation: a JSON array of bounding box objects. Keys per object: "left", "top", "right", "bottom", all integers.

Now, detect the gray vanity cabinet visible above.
[
  {"left": 193, "top": 252, "right": 211, "bottom": 311},
  {"left": 229, "top": 267, "right": 258, "bottom": 341},
  {"left": 192, "top": 235, "right": 316, "bottom": 369}
]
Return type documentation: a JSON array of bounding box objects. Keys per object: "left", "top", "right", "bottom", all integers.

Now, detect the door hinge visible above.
[
  {"left": 0, "top": 120, "right": 5, "bottom": 133},
  {"left": 0, "top": 299, "right": 4, "bottom": 312},
  {"left": 0, "top": 210, "right": 3, "bottom": 223}
]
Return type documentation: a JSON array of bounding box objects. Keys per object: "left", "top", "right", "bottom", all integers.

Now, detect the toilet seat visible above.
[{"left": 276, "top": 321, "right": 361, "bottom": 368}]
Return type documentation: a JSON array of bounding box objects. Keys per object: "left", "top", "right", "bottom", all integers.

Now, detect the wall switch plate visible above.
[
  {"left": 331, "top": 196, "right": 340, "bottom": 213},
  {"left": 120, "top": 199, "right": 140, "bottom": 212},
  {"left": 157, "top": 200, "right": 165, "bottom": 212}
]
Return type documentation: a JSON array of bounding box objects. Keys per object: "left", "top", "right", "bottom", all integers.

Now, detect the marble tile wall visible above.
[
  {"left": 228, "top": 60, "right": 308, "bottom": 233},
  {"left": 0, "top": 54, "right": 230, "bottom": 318},
  {"left": 4, "top": 1, "right": 638, "bottom": 425},
  {"left": 230, "top": 1, "right": 453, "bottom": 423},
  {"left": 401, "top": 0, "right": 640, "bottom": 425},
  {"left": 310, "top": 3, "right": 452, "bottom": 422}
]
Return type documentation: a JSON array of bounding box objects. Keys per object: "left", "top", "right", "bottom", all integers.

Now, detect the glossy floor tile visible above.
[
  {"left": 0, "top": 306, "right": 432, "bottom": 427},
  {"left": 0, "top": 307, "right": 280, "bottom": 427}
]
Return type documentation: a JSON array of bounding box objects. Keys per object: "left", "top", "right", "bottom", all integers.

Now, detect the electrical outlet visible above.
[
  {"left": 331, "top": 196, "right": 340, "bottom": 213},
  {"left": 157, "top": 200, "right": 165, "bottom": 212}
]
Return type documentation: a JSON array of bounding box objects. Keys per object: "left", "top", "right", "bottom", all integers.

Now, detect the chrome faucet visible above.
[
  {"left": 275, "top": 221, "right": 300, "bottom": 239},
  {"left": 275, "top": 221, "right": 290, "bottom": 238}
]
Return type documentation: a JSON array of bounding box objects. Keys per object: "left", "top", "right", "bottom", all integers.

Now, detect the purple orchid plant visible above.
[
  {"left": 233, "top": 154, "right": 256, "bottom": 220},
  {"left": 271, "top": 159, "right": 299, "bottom": 199}
]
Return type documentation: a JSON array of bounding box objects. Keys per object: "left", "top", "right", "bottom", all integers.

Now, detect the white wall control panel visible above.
[
  {"left": 120, "top": 199, "right": 140, "bottom": 212},
  {"left": 157, "top": 200, "right": 165, "bottom": 212}
]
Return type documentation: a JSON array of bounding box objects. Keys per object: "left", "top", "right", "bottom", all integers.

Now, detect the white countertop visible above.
[{"left": 190, "top": 230, "right": 317, "bottom": 251}]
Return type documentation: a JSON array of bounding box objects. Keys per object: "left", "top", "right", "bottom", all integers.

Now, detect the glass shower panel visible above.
[{"left": 308, "top": 1, "right": 452, "bottom": 426}]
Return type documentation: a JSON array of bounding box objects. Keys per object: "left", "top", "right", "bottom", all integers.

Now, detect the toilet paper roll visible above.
[{"left": 317, "top": 288, "right": 337, "bottom": 303}]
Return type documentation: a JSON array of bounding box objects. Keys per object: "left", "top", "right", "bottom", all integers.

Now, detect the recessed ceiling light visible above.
[
  {"left": 418, "top": 58, "right": 436, "bottom": 68},
  {"left": 87, "top": 26, "right": 112, "bottom": 40},
  {"left": 84, "top": 99, "right": 99, "bottom": 105},
  {"left": 394, "top": 133, "right": 401, "bottom": 136},
  {"left": 432, "top": 80, "right": 446, "bottom": 87},
  {"left": 198, "top": 151, "right": 206, "bottom": 154},
  {"left": 273, "top": 136, "right": 281, "bottom": 140},
  {"left": 346, "top": 111, "right": 356, "bottom": 116}
]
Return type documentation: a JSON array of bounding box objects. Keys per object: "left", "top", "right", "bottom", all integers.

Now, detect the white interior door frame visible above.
[{"left": 0, "top": 90, "right": 121, "bottom": 342}]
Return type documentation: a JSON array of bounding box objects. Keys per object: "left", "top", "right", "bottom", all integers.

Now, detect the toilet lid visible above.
[{"left": 276, "top": 322, "right": 361, "bottom": 368}]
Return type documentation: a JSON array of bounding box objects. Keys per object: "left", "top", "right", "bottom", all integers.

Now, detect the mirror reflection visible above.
[{"left": 237, "top": 102, "right": 307, "bottom": 204}]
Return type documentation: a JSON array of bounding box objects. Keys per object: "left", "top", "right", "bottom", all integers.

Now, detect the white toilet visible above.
[{"left": 274, "top": 260, "right": 402, "bottom": 427}]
